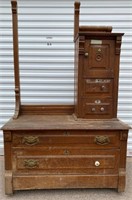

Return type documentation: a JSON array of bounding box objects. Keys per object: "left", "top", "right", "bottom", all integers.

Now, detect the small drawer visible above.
[
  {"left": 12, "top": 130, "right": 120, "bottom": 148},
  {"left": 83, "top": 79, "right": 113, "bottom": 97},
  {"left": 13, "top": 149, "right": 120, "bottom": 175},
  {"left": 82, "top": 98, "right": 113, "bottom": 118}
]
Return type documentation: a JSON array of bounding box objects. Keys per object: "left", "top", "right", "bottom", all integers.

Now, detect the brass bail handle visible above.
[
  {"left": 64, "top": 149, "right": 70, "bottom": 155},
  {"left": 24, "top": 159, "right": 39, "bottom": 168},
  {"left": 95, "top": 135, "right": 110, "bottom": 145},
  {"left": 22, "top": 136, "right": 39, "bottom": 146}
]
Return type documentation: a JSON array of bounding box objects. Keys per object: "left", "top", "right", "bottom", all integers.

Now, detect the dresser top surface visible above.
[{"left": 2, "top": 114, "right": 130, "bottom": 131}]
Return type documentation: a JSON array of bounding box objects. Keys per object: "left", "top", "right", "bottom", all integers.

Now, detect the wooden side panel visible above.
[
  {"left": 75, "top": 36, "right": 85, "bottom": 117},
  {"left": 4, "top": 131, "right": 12, "bottom": 170},
  {"left": 118, "top": 131, "right": 128, "bottom": 192},
  {"left": 21, "top": 105, "right": 74, "bottom": 115},
  {"left": 113, "top": 36, "right": 123, "bottom": 117},
  {"left": 4, "top": 131, "right": 13, "bottom": 195},
  {"left": 74, "top": 38, "right": 79, "bottom": 116}
]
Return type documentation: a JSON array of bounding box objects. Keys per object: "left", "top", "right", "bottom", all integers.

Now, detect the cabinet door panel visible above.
[{"left": 84, "top": 39, "right": 115, "bottom": 78}]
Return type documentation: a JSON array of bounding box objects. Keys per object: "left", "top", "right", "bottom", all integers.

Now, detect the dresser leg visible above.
[
  {"left": 117, "top": 168, "right": 126, "bottom": 192},
  {"left": 5, "top": 170, "right": 13, "bottom": 195}
]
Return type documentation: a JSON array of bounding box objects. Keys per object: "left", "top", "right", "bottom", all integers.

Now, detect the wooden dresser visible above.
[{"left": 2, "top": 1, "right": 130, "bottom": 194}]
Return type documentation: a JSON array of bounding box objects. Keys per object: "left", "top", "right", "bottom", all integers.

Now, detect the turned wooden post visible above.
[
  {"left": 74, "top": 1, "right": 80, "bottom": 41},
  {"left": 11, "top": 0, "right": 21, "bottom": 119}
]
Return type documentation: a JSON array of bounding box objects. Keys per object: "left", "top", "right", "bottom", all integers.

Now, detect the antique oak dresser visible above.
[{"left": 2, "top": 0, "right": 130, "bottom": 194}]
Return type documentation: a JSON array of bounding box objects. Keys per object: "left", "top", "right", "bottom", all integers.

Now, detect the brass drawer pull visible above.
[
  {"left": 22, "top": 136, "right": 39, "bottom": 146},
  {"left": 24, "top": 159, "right": 39, "bottom": 168},
  {"left": 95, "top": 161, "right": 100, "bottom": 167},
  {"left": 64, "top": 131, "right": 70, "bottom": 136},
  {"left": 95, "top": 135, "right": 110, "bottom": 145},
  {"left": 64, "top": 149, "right": 70, "bottom": 155}
]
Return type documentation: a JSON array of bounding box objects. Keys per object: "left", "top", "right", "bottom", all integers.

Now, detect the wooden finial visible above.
[
  {"left": 74, "top": 1, "right": 80, "bottom": 41},
  {"left": 11, "top": 0, "right": 17, "bottom": 14},
  {"left": 74, "top": 1, "right": 80, "bottom": 10}
]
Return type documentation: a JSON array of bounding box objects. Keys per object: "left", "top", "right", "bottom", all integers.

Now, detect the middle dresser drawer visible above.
[{"left": 12, "top": 130, "right": 120, "bottom": 148}]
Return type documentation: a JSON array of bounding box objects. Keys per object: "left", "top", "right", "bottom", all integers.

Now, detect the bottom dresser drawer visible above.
[{"left": 13, "top": 149, "right": 120, "bottom": 175}]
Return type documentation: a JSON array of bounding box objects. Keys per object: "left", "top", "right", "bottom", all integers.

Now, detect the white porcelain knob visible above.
[
  {"left": 85, "top": 52, "right": 89, "bottom": 57},
  {"left": 95, "top": 161, "right": 100, "bottom": 167},
  {"left": 100, "top": 107, "right": 105, "bottom": 112}
]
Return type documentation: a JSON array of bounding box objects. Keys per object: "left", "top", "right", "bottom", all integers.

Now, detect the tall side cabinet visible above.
[
  {"left": 2, "top": 0, "right": 130, "bottom": 195},
  {"left": 74, "top": 3, "right": 123, "bottom": 119}
]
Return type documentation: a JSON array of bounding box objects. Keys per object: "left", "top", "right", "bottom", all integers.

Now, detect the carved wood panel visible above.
[{"left": 84, "top": 39, "right": 115, "bottom": 78}]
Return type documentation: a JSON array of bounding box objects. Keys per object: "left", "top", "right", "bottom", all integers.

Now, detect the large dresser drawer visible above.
[
  {"left": 12, "top": 130, "right": 120, "bottom": 148},
  {"left": 13, "top": 149, "right": 120, "bottom": 175}
]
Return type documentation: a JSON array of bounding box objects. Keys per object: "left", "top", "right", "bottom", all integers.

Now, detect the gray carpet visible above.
[{"left": 0, "top": 156, "right": 132, "bottom": 200}]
